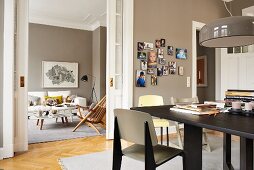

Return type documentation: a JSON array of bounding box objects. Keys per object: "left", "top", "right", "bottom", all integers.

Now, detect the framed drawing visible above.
[
  {"left": 197, "top": 56, "right": 207, "bottom": 87},
  {"left": 42, "top": 61, "right": 78, "bottom": 88}
]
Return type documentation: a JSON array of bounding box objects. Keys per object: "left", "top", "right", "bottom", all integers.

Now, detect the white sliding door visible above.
[{"left": 106, "top": 0, "right": 133, "bottom": 139}]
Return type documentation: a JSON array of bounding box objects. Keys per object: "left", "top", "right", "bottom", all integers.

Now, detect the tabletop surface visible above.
[{"left": 131, "top": 105, "right": 254, "bottom": 139}]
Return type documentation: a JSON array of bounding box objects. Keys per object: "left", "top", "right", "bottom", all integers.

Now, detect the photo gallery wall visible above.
[{"left": 136, "top": 39, "right": 186, "bottom": 87}]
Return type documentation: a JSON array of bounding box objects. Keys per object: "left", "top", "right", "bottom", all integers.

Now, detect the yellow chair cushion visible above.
[
  {"left": 45, "top": 96, "right": 63, "bottom": 104},
  {"left": 153, "top": 119, "right": 169, "bottom": 127}
]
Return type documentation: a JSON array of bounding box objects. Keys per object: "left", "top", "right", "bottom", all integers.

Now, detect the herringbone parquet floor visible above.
[{"left": 0, "top": 136, "right": 112, "bottom": 170}]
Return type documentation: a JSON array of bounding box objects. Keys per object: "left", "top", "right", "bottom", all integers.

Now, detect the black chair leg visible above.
[
  {"left": 113, "top": 153, "right": 122, "bottom": 170},
  {"left": 160, "top": 127, "right": 163, "bottom": 145},
  {"left": 166, "top": 127, "right": 169, "bottom": 146},
  {"left": 113, "top": 117, "right": 123, "bottom": 170},
  {"left": 145, "top": 122, "right": 156, "bottom": 170}
]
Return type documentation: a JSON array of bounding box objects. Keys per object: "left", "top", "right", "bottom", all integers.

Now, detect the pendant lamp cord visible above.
[{"left": 224, "top": 1, "right": 233, "bottom": 17}]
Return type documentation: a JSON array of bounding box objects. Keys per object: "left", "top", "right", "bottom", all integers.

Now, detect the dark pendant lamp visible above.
[
  {"left": 81, "top": 75, "right": 98, "bottom": 103},
  {"left": 199, "top": 1, "right": 254, "bottom": 48}
]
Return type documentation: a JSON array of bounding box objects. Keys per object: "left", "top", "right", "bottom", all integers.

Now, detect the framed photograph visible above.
[
  {"left": 147, "top": 51, "right": 157, "bottom": 68},
  {"left": 160, "top": 39, "right": 166, "bottom": 47},
  {"left": 155, "top": 39, "right": 161, "bottom": 48},
  {"left": 42, "top": 61, "right": 78, "bottom": 88},
  {"left": 162, "top": 66, "right": 169, "bottom": 76},
  {"left": 144, "top": 42, "right": 154, "bottom": 50},
  {"left": 151, "top": 75, "right": 158, "bottom": 86},
  {"left": 137, "top": 52, "right": 147, "bottom": 60},
  {"left": 159, "top": 58, "right": 166, "bottom": 65},
  {"left": 157, "top": 67, "right": 163, "bottom": 76},
  {"left": 169, "top": 69, "right": 176, "bottom": 75},
  {"left": 169, "top": 61, "right": 177, "bottom": 69},
  {"left": 147, "top": 69, "right": 154, "bottom": 74},
  {"left": 136, "top": 70, "right": 146, "bottom": 87},
  {"left": 234, "top": 46, "right": 242, "bottom": 53},
  {"left": 167, "top": 46, "right": 174, "bottom": 56},
  {"left": 176, "top": 48, "right": 187, "bottom": 59},
  {"left": 178, "top": 66, "right": 184, "bottom": 76},
  {"left": 157, "top": 48, "right": 164, "bottom": 58},
  {"left": 140, "top": 60, "right": 147, "bottom": 70},
  {"left": 137, "top": 42, "right": 145, "bottom": 51},
  {"left": 242, "top": 46, "right": 248, "bottom": 53},
  {"left": 197, "top": 56, "right": 207, "bottom": 87}
]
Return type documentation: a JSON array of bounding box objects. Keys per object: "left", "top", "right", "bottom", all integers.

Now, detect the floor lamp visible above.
[{"left": 81, "top": 75, "right": 98, "bottom": 103}]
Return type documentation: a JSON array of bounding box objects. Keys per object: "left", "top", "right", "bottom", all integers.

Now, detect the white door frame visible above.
[
  {"left": 192, "top": 21, "right": 205, "bottom": 97},
  {"left": 1, "top": 0, "right": 15, "bottom": 159},
  {"left": 192, "top": 21, "right": 221, "bottom": 100}
]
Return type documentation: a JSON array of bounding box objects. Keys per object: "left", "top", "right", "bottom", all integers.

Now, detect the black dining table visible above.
[{"left": 131, "top": 105, "right": 254, "bottom": 170}]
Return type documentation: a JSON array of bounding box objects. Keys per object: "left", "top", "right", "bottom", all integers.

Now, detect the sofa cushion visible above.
[
  {"left": 28, "top": 95, "right": 41, "bottom": 106},
  {"left": 28, "top": 91, "right": 48, "bottom": 104},
  {"left": 45, "top": 96, "right": 63, "bottom": 104},
  {"left": 48, "top": 91, "right": 71, "bottom": 102}
]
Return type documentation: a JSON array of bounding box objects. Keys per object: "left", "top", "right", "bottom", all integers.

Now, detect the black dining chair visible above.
[{"left": 113, "top": 109, "right": 184, "bottom": 170}]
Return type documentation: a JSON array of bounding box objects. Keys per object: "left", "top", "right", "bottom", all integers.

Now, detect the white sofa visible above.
[{"left": 28, "top": 90, "right": 87, "bottom": 107}]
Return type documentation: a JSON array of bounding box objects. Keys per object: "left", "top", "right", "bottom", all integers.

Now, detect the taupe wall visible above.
[
  {"left": 196, "top": 31, "right": 215, "bottom": 103},
  {"left": 0, "top": 0, "right": 3, "bottom": 148},
  {"left": 133, "top": 0, "right": 228, "bottom": 106},
  {"left": 92, "top": 27, "right": 106, "bottom": 100},
  {"left": 29, "top": 23, "right": 93, "bottom": 99}
]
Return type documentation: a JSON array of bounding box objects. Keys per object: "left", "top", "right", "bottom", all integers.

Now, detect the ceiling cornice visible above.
[{"left": 29, "top": 10, "right": 105, "bottom": 31}]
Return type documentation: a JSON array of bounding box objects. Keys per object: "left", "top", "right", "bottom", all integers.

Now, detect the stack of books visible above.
[
  {"left": 170, "top": 104, "right": 220, "bottom": 115},
  {"left": 225, "top": 90, "right": 254, "bottom": 106}
]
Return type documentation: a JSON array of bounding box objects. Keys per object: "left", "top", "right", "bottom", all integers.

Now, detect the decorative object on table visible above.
[
  {"left": 199, "top": 1, "right": 254, "bottom": 48},
  {"left": 167, "top": 46, "right": 174, "bottom": 55},
  {"left": 169, "top": 61, "right": 177, "bottom": 75},
  {"left": 136, "top": 70, "right": 146, "bottom": 87},
  {"left": 137, "top": 42, "right": 145, "bottom": 51},
  {"left": 176, "top": 48, "right": 187, "bottom": 59},
  {"left": 137, "top": 52, "right": 147, "bottom": 60},
  {"left": 144, "top": 42, "right": 154, "bottom": 50},
  {"left": 155, "top": 39, "right": 161, "bottom": 48},
  {"left": 157, "top": 48, "right": 164, "bottom": 58},
  {"left": 147, "top": 68, "right": 154, "bottom": 74},
  {"left": 178, "top": 66, "right": 184, "bottom": 76},
  {"left": 160, "top": 39, "right": 166, "bottom": 47},
  {"left": 81, "top": 74, "right": 98, "bottom": 103},
  {"left": 140, "top": 60, "right": 147, "bottom": 70},
  {"left": 159, "top": 58, "right": 166, "bottom": 65},
  {"left": 162, "top": 66, "right": 169, "bottom": 76},
  {"left": 147, "top": 51, "right": 157, "bottom": 68},
  {"left": 242, "top": 46, "right": 248, "bottom": 53},
  {"left": 234, "top": 46, "right": 242, "bottom": 53},
  {"left": 157, "top": 67, "right": 163, "bottom": 76},
  {"left": 151, "top": 75, "right": 157, "bottom": 86},
  {"left": 42, "top": 61, "right": 78, "bottom": 88}
]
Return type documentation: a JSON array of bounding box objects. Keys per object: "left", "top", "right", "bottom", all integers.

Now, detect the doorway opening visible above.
[
  {"left": 27, "top": 0, "right": 107, "bottom": 144},
  {"left": 196, "top": 31, "right": 216, "bottom": 103}
]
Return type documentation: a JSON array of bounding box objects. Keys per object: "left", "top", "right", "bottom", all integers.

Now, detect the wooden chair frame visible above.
[{"left": 72, "top": 95, "right": 106, "bottom": 134}]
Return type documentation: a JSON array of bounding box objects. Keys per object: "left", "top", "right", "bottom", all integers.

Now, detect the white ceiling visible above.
[{"left": 29, "top": 0, "right": 107, "bottom": 31}]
